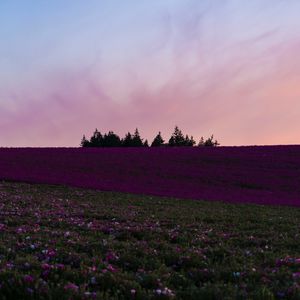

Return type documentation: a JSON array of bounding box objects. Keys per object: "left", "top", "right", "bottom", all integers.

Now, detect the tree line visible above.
[{"left": 80, "top": 126, "right": 219, "bottom": 147}]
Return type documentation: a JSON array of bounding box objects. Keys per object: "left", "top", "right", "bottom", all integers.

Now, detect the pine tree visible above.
[
  {"left": 90, "top": 129, "right": 103, "bottom": 147},
  {"left": 168, "top": 126, "right": 185, "bottom": 146},
  {"left": 143, "top": 139, "right": 149, "bottom": 147},
  {"left": 132, "top": 128, "right": 143, "bottom": 147},
  {"left": 198, "top": 135, "right": 219, "bottom": 147},
  {"left": 122, "top": 132, "right": 133, "bottom": 147},
  {"left": 102, "top": 131, "right": 121, "bottom": 147},
  {"left": 151, "top": 131, "right": 165, "bottom": 147},
  {"left": 80, "top": 135, "right": 90, "bottom": 147},
  {"left": 190, "top": 136, "right": 196, "bottom": 146},
  {"left": 204, "top": 135, "right": 219, "bottom": 147},
  {"left": 168, "top": 136, "right": 175, "bottom": 147},
  {"left": 198, "top": 136, "right": 205, "bottom": 146},
  {"left": 184, "top": 135, "right": 196, "bottom": 146}
]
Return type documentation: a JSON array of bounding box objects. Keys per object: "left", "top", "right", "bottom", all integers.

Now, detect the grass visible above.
[{"left": 0, "top": 181, "right": 299, "bottom": 299}]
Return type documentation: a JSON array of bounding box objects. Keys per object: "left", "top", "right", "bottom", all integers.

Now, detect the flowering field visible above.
[
  {"left": 0, "top": 182, "right": 299, "bottom": 299},
  {"left": 0, "top": 146, "right": 300, "bottom": 206}
]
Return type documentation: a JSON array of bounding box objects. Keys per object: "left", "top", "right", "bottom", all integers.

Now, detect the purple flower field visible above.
[{"left": 0, "top": 146, "right": 300, "bottom": 206}]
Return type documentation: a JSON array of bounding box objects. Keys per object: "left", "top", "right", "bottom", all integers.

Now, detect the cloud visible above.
[{"left": 1, "top": 0, "right": 300, "bottom": 146}]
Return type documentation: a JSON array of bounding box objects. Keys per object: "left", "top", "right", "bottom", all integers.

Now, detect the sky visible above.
[{"left": 1, "top": 0, "right": 300, "bottom": 147}]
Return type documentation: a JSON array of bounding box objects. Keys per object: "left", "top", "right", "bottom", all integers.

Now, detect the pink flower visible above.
[
  {"left": 42, "top": 263, "right": 51, "bottom": 270},
  {"left": 107, "top": 264, "right": 117, "bottom": 272},
  {"left": 131, "top": 289, "right": 136, "bottom": 295},
  {"left": 64, "top": 282, "right": 79, "bottom": 292},
  {"left": 23, "top": 275, "right": 34, "bottom": 284},
  {"left": 47, "top": 249, "right": 56, "bottom": 257},
  {"left": 16, "top": 227, "right": 24, "bottom": 234},
  {"left": 292, "top": 272, "right": 300, "bottom": 279},
  {"left": 55, "top": 263, "right": 65, "bottom": 270}
]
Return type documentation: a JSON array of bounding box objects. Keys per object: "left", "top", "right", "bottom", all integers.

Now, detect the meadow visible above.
[
  {"left": 0, "top": 146, "right": 300, "bottom": 299},
  {"left": 0, "top": 182, "right": 299, "bottom": 299}
]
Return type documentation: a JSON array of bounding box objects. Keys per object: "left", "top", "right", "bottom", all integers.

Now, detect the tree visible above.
[
  {"left": 122, "top": 132, "right": 133, "bottom": 147},
  {"left": 198, "top": 136, "right": 205, "bottom": 146},
  {"left": 189, "top": 136, "right": 196, "bottom": 146},
  {"left": 102, "top": 131, "right": 121, "bottom": 147},
  {"left": 80, "top": 127, "right": 220, "bottom": 148},
  {"left": 90, "top": 128, "right": 103, "bottom": 147},
  {"left": 198, "top": 135, "right": 219, "bottom": 147},
  {"left": 151, "top": 131, "right": 165, "bottom": 147},
  {"left": 168, "top": 126, "right": 186, "bottom": 146},
  {"left": 132, "top": 128, "right": 144, "bottom": 147},
  {"left": 80, "top": 135, "right": 90, "bottom": 147},
  {"left": 183, "top": 134, "right": 196, "bottom": 146},
  {"left": 204, "top": 135, "right": 219, "bottom": 147}
]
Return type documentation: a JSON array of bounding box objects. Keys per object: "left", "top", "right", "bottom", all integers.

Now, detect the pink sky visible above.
[{"left": 1, "top": 1, "right": 300, "bottom": 146}]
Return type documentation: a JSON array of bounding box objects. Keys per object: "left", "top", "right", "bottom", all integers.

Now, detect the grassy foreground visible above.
[{"left": 0, "top": 182, "right": 299, "bottom": 300}]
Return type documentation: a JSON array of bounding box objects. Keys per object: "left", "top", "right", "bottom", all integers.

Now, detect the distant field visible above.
[
  {"left": 0, "top": 182, "right": 299, "bottom": 299},
  {"left": 0, "top": 146, "right": 300, "bottom": 206}
]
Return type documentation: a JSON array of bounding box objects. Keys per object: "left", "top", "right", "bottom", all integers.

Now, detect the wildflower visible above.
[
  {"left": 6, "top": 262, "right": 14, "bottom": 269},
  {"left": 55, "top": 263, "right": 65, "bottom": 270},
  {"left": 64, "top": 282, "right": 79, "bottom": 292},
  {"left": 16, "top": 227, "right": 24, "bottom": 234},
  {"left": 24, "top": 262, "right": 31, "bottom": 269},
  {"left": 277, "top": 291, "right": 285, "bottom": 298},
  {"left": 42, "top": 263, "right": 51, "bottom": 270},
  {"left": 107, "top": 264, "right": 117, "bottom": 272},
  {"left": 90, "top": 277, "right": 97, "bottom": 285},
  {"left": 162, "top": 287, "right": 175, "bottom": 296},
  {"left": 293, "top": 272, "right": 300, "bottom": 280},
  {"left": 48, "top": 249, "right": 56, "bottom": 257},
  {"left": 23, "top": 275, "right": 34, "bottom": 284},
  {"left": 131, "top": 289, "right": 136, "bottom": 295}
]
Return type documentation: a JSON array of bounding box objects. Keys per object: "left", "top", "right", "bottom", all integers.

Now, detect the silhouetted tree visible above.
[
  {"left": 102, "top": 131, "right": 122, "bottom": 147},
  {"left": 168, "top": 126, "right": 186, "bottom": 146},
  {"left": 89, "top": 129, "right": 103, "bottom": 147},
  {"left": 198, "top": 135, "right": 219, "bottom": 147},
  {"left": 151, "top": 131, "right": 165, "bottom": 147},
  {"left": 198, "top": 136, "right": 205, "bottom": 146},
  {"left": 184, "top": 134, "right": 196, "bottom": 146},
  {"left": 80, "top": 127, "right": 220, "bottom": 148},
  {"left": 80, "top": 135, "right": 90, "bottom": 147},
  {"left": 122, "top": 132, "right": 133, "bottom": 147},
  {"left": 132, "top": 128, "right": 144, "bottom": 147},
  {"left": 205, "top": 135, "right": 219, "bottom": 147}
]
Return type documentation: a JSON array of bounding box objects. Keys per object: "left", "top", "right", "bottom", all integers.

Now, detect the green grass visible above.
[{"left": 0, "top": 181, "right": 299, "bottom": 299}]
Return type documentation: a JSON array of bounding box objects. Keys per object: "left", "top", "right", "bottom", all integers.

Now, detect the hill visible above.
[{"left": 0, "top": 146, "right": 300, "bottom": 206}]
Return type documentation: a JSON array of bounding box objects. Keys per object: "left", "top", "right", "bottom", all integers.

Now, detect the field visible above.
[
  {"left": 0, "top": 146, "right": 300, "bottom": 206},
  {"left": 0, "top": 182, "right": 299, "bottom": 299},
  {"left": 0, "top": 147, "right": 300, "bottom": 299}
]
